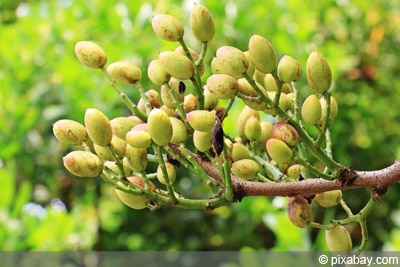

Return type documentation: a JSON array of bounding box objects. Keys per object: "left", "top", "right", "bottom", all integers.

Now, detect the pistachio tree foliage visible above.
[{"left": 53, "top": 4, "right": 400, "bottom": 253}]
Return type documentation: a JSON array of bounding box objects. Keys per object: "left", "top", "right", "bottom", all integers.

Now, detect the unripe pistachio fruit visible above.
[
  {"left": 151, "top": 14, "right": 184, "bottom": 42},
  {"left": 156, "top": 162, "right": 177, "bottom": 185},
  {"left": 306, "top": 51, "right": 332, "bottom": 93},
  {"left": 206, "top": 74, "right": 239, "bottom": 99},
  {"left": 204, "top": 86, "right": 219, "bottom": 110},
  {"left": 216, "top": 46, "right": 248, "bottom": 78},
  {"left": 110, "top": 116, "right": 142, "bottom": 139},
  {"left": 74, "top": 41, "right": 107, "bottom": 69},
  {"left": 325, "top": 225, "right": 352, "bottom": 252},
  {"left": 125, "top": 145, "right": 147, "bottom": 172},
  {"left": 186, "top": 110, "right": 216, "bottom": 132},
  {"left": 237, "top": 106, "right": 259, "bottom": 139},
  {"left": 286, "top": 164, "right": 304, "bottom": 179},
  {"left": 193, "top": 130, "right": 212, "bottom": 152},
  {"left": 255, "top": 121, "right": 273, "bottom": 152},
  {"left": 244, "top": 115, "right": 261, "bottom": 141},
  {"left": 264, "top": 74, "right": 278, "bottom": 91},
  {"left": 84, "top": 108, "right": 113, "bottom": 147},
  {"left": 170, "top": 117, "right": 188, "bottom": 144},
  {"left": 53, "top": 119, "right": 87, "bottom": 145},
  {"left": 287, "top": 196, "right": 312, "bottom": 228},
  {"left": 106, "top": 61, "right": 142, "bottom": 85},
  {"left": 115, "top": 176, "right": 156, "bottom": 210},
  {"left": 159, "top": 51, "right": 194, "bottom": 80},
  {"left": 190, "top": 3, "right": 215, "bottom": 42},
  {"left": 277, "top": 55, "right": 302, "bottom": 83},
  {"left": 318, "top": 95, "right": 338, "bottom": 126},
  {"left": 126, "top": 128, "right": 152, "bottom": 149},
  {"left": 266, "top": 138, "right": 293, "bottom": 164},
  {"left": 147, "top": 59, "right": 171, "bottom": 86},
  {"left": 231, "top": 143, "right": 251, "bottom": 161},
  {"left": 301, "top": 94, "right": 322, "bottom": 125},
  {"left": 314, "top": 190, "right": 342, "bottom": 208},
  {"left": 147, "top": 108, "right": 173, "bottom": 146},
  {"left": 231, "top": 159, "right": 260, "bottom": 181},
  {"left": 63, "top": 151, "right": 103, "bottom": 178},
  {"left": 248, "top": 34, "right": 278, "bottom": 74},
  {"left": 183, "top": 94, "right": 198, "bottom": 112},
  {"left": 271, "top": 122, "right": 300, "bottom": 147}
]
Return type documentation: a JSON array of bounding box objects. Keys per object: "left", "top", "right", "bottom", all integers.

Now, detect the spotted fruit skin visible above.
[
  {"left": 63, "top": 151, "right": 103, "bottom": 178},
  {"left": 74, "top": 41, "right": 107, "bottom": 69},
  {"left": 306, "top": 51, "right": 332, "bottom": 94},
  {"left": 156, "top": 162, "right": 177, "bottom": 185},
  {"left": 53, "top": 119, "right": 87, "bottom": 145},
  {"left": 314, "top": 190, "right": 342, "bottom": 208},
  {"left": 84, "top": 108, "right": 113, "bottom": 147},
  {"left": 301, "top": 94, "right": 322, "bottom": 125},
  {"left": 115, "top": 176, "right": 156, "bottom": 210},
  {"left": 151, "top": 14, "right": 184, "bottom": 42},
  {"left": 266, "top": 138, "right": 293, "bottom": 164},
  {"left": 159, "top": 51, "right": 194, "bottom": 80},
  {"left": 231, "top": 159, "right": 260, "bottom": 181},
  {"left": 287, "top": 196, "right": 312, "bottom": 228},
  {"left": 271, "top": 122, "right": 300, "bottom": 147},
  {"left": 147, "top": 108, "right": 173, "bottom": 146},
  {"left": 206, "top": 74, "right": 239, "bottom": 99},
  {"left": 190, "top": 3, "right": 215, "bottom": 42},
  {"left": 248, "top": 34, "right": 278, "bottom": 74},
  {"left": 106, "top": 61, "right": 142, "bottom": 85},
  {"left": 186, "top": 110, "right": 216, "bottom": 132},
  {"left": 325, "top": 225, "right": 352, "bottom": 252}
]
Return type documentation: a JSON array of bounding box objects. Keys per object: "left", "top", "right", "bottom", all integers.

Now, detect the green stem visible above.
[{"left": 153, "top": 145, "right": 177, "bottom": 204}]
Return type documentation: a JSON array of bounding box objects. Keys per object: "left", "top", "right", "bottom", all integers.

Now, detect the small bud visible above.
[
  {"left": 74, "top": 41, "right": 107, "bottom": 69},
  {"left": 325, "top": 225, "right": 352, "bottom": 252},
  {"left": 115, "top": 176, "right": 156, "bottom": 210},
  {"left": 170, "top": 117, "right": 188, "bottom": 144},
  {"left": 206, "top": 74, "right": 239, "bottom": 99},
  {"left": 231, "top": 159, "right": 260, "bottom": 180},
  {"left": 306, "top": 51, "right": 332, "bottom": 94},
  {"left": 216, "top": 46, "right": 248, "bottom": 78},
  {"left": 147, "top": 108, "right": 173, "bottom": 146},
  {"left": 248, "top": 34, "right": 278, "bottom": 74},
  {"left": 314, "top": 190, "right": 342, "bottom": 208},
  {"left": 53, "top": 119, "right": 87, "bottom": 145},
  {"left": 186, "top": 110, "right": 216, "bottom": 132},
  {"left": 193, "top": 130, "right": 212, "bottom": 152},
  {"left": 287, "top": 196, "right": 312, "bottom": 228},
  {"left": 159, "top": 51, "right": 194, "bottom": 80},
  {"left": 190, "top": 3, "right": 215, "bottom": 42},
  {"left": 63, "top": 151, "right": 103, "bottom": 178},
  {"left": 301, "top": 94, "right": 322, "bottom": 125},
  {"left": 244, "top": 115, "right": 262, "bottom": 141},
  {"left": 84, "top": 108, "right": 113, "bottom": 146},
  {"left": 271, "top": 122, "right": 300, "bottom": 147},
  {"left": 266, "top": 138, "right": 293, "bottom": 164},
  {"left": 125, "top": 145, "right": 147, "bottom": 172},
  {"left": 277, "top": 55, "right": 302, "bottom": 83},
  {"left": 106, "top": 61, "right": 142, "bottom": 85},
  {"left": 237, "top": 106, "right": 259, "bottom": 140},
  {"left": 157, "top": 162, "right": 177, "bottom": 185},
  {"left": 318, "top": 95, "right": 338, "bottom": 126},
  {"left": 151, "top": 14, "right": 184, "bottom": 42}
]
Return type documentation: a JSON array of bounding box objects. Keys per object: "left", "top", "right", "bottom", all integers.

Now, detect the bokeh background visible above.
[{"left": 1, "top": 0, "right": 400, "bottom": 251}]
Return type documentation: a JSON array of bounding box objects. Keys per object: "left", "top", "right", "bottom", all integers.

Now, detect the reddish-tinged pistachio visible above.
[
  {"left": 84, "top": 108, "right": 113, "bottom": 146},
  {"left": 74, "top": 41, "right": 107, "bottom": 69},
  {"left": 151, "top": 14, "right": 184, "bottom": 42},
  {"left": 301, "top": 94, "right": 322, "bottom": 125},
  {"left": 63, "top": 151, "right": 103, "bottom": 178},
  {"left": 147, "top": 108, "right": 172, "bottom": 146},
  {"left": 186, "top": 110, "right": 216, "bottom": 132},
  {"left": 216, "top": 46, "right": 249, "bottom": 78},
  {"left": 106, "top": 61, "right": 142, "bottom": 85},
  {"left": 137, "top": 89, "right": 161, "bottom": 114},
  {"left": 325, "top": 225, "right": 352, "bottom": 252},
  {"left": 287, "top": 196, "right": 312, "bottom": 228},
  {"left": 183, "top": 94, "right": 198, "bottom": 113},
  {"left": 190, "top": 3, "right": 215, "bottom": 42},
  {"left": 314, "top": 190, "right": 342, "bottom": 208},
  {"left": 231, "top": 159, "right": 260, "bottom": 181},
  {"left": 248, "top": 34, "right": 278, "bottom": 74},
  {"left": 271, "top": 122, "right": 300, "bottom": 147},
  {"left": 277, "top": 55, "right": 302, "bottom": 83},
  {"left": 159, "top": 51, "right": 194, "bottom": 80},
  {"left": 53, "top": 119, "right": 87, "bottom": 145},
  {"left": 206, "top": 74, "right": 239, "bottom": 99},
  {"left": 266, "top": 138, "right": 293, "bottom": 164},
  {"left": 306, "top": 51, "right": 332, "bottom": 93},
  {"left": 115, "top": 176, "right": 155, "bottom": 210},
  {"left": 156, "top": 162, "right": 177, "bottom": 185}
]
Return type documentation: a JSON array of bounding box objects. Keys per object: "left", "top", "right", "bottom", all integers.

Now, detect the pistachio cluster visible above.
[{"left": 54, "top": 3, "right": 366, "bottom": 252}]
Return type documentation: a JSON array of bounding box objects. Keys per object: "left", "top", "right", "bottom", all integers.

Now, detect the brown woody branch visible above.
[{"left": 170, "top": 145, "right": 400, "bottom": 201}]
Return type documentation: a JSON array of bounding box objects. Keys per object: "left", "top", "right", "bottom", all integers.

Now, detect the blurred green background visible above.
[{"left": 1, "top": 0, "right": 400, "bottom": 251}]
